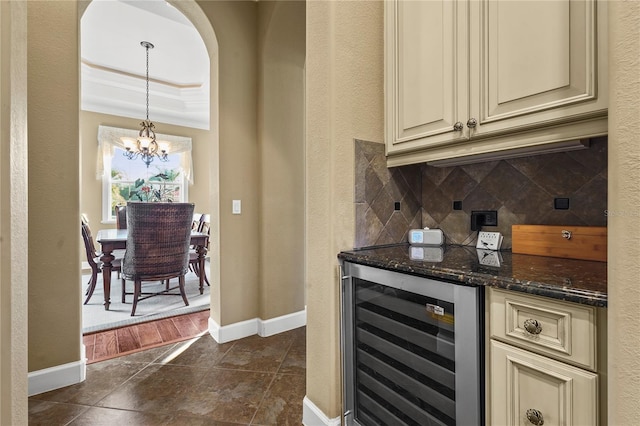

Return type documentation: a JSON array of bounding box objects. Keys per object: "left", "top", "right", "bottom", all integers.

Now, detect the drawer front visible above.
[
  {"left": 490, "top": 340, "right": 598, "bottom": 426},
  {"left": 489, "top": 288, "right": 597, "bottom": 370}
]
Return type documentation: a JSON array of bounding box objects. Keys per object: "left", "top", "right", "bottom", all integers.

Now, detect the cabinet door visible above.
[
  {"left": 469, "top": 0, "right": 607, "bottom": 139},
  {"left": 490, "top": 340, "right": 598, "bottom": 426},
  {"left": 385, "top": 0, "right": 468, "bottom": 155}
]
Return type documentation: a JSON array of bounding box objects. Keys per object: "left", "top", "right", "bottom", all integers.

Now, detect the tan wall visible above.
[
  {"left": 607, "top": 1, "right": 640, "bottom": 422},
  {"left": 258, "top": 0, "right": 306, "bottom": 320},
  {"left": 305, "top": 0, "right": 384, "bottom": 418},
  {"left": 0, "top": 1, "right": 28, "bottom": 423},
  {"left": 79, "top": 111, "right": 213, "bottom": 232},
  {"left": 27, "top": 1, "right": 81, "bottom": 371},
  {"left": 197, "top": 0, "right": 260, "bottom": 326}
]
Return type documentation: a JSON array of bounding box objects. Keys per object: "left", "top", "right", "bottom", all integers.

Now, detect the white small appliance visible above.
[{"left": 408, "top": 228, "right": 444, "bottom": 246}]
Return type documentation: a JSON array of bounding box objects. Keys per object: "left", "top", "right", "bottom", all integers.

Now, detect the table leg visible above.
[
  {"left": 196, "top": 245, "right": 207, "bottom": 295},
  {"left": 100, "top": 249, "right": 115, "bottom": 310}
]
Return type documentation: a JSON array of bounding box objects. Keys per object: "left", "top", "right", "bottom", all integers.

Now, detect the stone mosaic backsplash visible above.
[{"left": 354, "top": 137, "right": 607, "bottom": 249}]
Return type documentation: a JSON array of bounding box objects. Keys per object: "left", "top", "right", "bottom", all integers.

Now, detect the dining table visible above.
[{"left": 96, "top": 228, "right": 209, "bottom": 310}]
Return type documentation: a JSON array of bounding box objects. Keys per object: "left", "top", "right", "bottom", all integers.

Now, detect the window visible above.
[{"left": 97, "top": 125, "right": 193, "bottom": 223}]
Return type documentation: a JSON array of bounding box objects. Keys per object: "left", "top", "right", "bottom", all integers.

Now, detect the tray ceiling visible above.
[{"left": 81, "top": 0, "right": 209, "bottom": 130}]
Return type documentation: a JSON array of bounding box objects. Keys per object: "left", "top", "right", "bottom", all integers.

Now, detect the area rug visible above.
[{"left": 82, "top": 265, "right": 211, "bottom": 334}]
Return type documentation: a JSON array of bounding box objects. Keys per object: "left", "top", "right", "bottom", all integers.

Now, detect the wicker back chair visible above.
[
  {"left": 115, "top": 204, "right": 127, "bottom": 229},
  {"left": 82, "top": 216, "right": 121, "bottom": 304},
  {"left": 121, "top": 202, "right": 195, "bottom": 316}
]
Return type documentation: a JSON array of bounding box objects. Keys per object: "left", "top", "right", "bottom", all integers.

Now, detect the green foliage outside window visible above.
[{"left": 110, "top": 167, "right": 182, "bottom": 216}]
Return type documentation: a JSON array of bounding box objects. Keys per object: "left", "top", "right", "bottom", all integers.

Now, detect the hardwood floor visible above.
[{"left": 83, "top": 310, "right": 210, "bottom": 364}]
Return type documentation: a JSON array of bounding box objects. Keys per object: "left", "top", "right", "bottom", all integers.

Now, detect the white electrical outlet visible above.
[
  {"left": 476, "top": 231, "right": 503, "bottom": 250},
  {"left": 477, "top": 249, "right": 503, "bottom": 267}
]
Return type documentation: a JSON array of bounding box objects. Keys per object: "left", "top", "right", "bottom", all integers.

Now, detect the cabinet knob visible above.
[
  {"left": 453, "top": 121, "right": 464, "bottom": 131},
  {"left": 526, "top": 408, "right": 545, "bottom": 425},
  {"left": 466, "top": 118, "right": 477, "bottom": 128},
  {"left": 523, "top": 318, "right": 542, "bottom": 335}
]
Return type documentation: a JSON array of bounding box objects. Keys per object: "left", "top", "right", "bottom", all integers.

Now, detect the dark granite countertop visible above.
[{"left": 338, "top": 244, "right": 607, "bottom": 307}]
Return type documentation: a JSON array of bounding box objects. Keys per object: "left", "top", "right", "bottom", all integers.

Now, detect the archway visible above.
[{"left": 78, "top": 0, "right": 221, "bottom": 331}]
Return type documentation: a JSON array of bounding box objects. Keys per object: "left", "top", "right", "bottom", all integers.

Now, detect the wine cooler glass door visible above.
[{"left": 341, "top": 262, "right": 482, "bottom": 426}]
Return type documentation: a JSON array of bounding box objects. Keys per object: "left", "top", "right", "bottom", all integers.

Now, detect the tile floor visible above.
[{"left": 29, "top": 326, "right": 306, "bottom": 425}]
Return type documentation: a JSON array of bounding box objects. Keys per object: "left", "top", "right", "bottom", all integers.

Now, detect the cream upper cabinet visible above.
[
  {"left": 385, "top": 0, "right": 608, "bottom": 167},
  {"left": 384, "top": 0, "right": 468, "bottom": 151}
]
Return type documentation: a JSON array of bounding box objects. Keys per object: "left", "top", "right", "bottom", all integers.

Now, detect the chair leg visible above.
[
  {"left": 121, "top": 278, "right": 126, "bottom": 303},
  {"left": 179, "top": 275, "right": 189, "bottom": 307},
  {"left": 195, "top": 261, "right": 209, "bottom": 286},
  {"left": 83, "top": 268, "right": 99, "bottom": 304},
  {"left": 131, "top": 280, "right": 142, "bottom": 316}
]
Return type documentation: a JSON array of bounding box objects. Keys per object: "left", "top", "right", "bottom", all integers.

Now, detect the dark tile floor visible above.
[{"left": 29, "top": 327, "right": 306, "bottom": 425}]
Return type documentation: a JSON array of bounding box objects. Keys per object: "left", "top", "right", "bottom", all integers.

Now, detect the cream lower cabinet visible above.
[
  {"left": 385, "top": 0, "right": 608, "bottom": 167},
  {"left": 488, "top": 288, "right": 606, "bottom": 425},
  {"left": 490, "top": 340, "right": 598, "bottom": 426}
]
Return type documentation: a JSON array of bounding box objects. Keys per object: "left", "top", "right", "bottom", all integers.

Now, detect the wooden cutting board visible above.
[{"left": 512, "top": 225, "right": 607, "bottom": 262}]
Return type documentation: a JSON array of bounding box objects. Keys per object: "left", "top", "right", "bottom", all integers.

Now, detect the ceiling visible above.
[{"left": 81, "top": 0, "right": 210, "bottom": 130}]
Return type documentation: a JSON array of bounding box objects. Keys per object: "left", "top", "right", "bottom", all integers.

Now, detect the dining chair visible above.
[
  {"left": 192, "top": 213, "right": 202, "bottom": 231},
  {"left": 115, "top": 204, "right": 127, "bottom": 229},
  {"left": 121, "top": 202, "right": 195, "bottom": 316},
  {"left": 82, "top": 216, "right": 122, "bottom": 304},
  {"left": 189, "top": 213, "right": 210, "bottom": 286}
]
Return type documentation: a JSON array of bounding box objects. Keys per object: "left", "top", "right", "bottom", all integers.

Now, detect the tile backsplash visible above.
[{"left": 354, "top": 137, "right": 607, "bottom": 249}]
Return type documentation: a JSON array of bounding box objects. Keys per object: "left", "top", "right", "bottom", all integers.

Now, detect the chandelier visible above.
[{"left": 122, "top": 41, "right": 169, "bottom": 168}]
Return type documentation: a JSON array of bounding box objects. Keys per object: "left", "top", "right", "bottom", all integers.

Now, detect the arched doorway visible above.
[{"left": 78, "top": 0, "right": 220, "bottom": 333}]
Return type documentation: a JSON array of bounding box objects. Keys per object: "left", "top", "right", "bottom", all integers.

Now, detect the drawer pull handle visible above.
[
  {"left": 524, "top": 319, "right": 542, "bottom": 335},
  {"left": 526, "top": 408, "right": 544, "bottom": 425}
]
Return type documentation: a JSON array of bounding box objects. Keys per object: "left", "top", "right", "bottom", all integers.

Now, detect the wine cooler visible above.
[{"left": 340, "top": 262, "right": 483, "bottom": 426}]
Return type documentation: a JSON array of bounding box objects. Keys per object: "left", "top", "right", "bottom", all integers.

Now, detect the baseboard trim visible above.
[
  {"left": 28, "top": 358, "right": 86, "bottom": 397},
  {"left": 258, "top": 308, "right": 307, "bottom": 337},
  {"left": 302, "top": 396, "right": 342, "bottom": 426},
  {"left": 208, "top": 307, "right": 307, "bottom": 344},
  {"left": 209, "top": 317, "right": 257, "bottom": 343}
]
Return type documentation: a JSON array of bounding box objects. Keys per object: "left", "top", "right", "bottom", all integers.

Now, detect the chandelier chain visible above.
[{"left": 145, "top": 43, "right": 150, "bottom": 121}]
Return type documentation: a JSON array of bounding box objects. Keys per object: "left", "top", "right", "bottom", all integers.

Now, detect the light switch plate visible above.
[
  {"left": 232, "top": 199, "right": 241, "bottom": 215},
  {"left": 476, "top": 231, "right": 503, "bottom": 250}
]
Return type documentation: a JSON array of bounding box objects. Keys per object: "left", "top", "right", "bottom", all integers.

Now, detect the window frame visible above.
[
  {"left": 101, "top": 148, "right": 190, "bottom": 223},
  {"left": 96, "top": 125, "right": 194, "bottom": 224}
]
